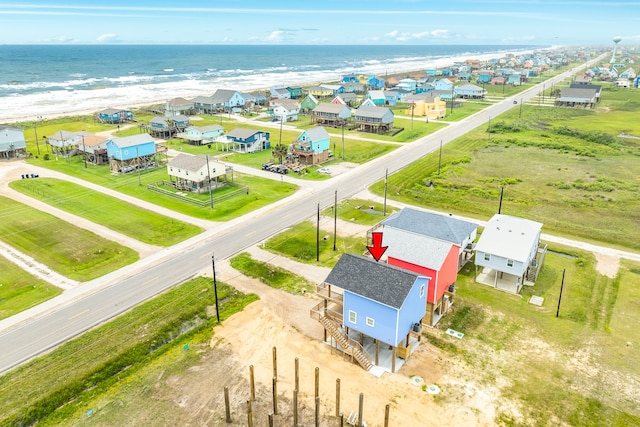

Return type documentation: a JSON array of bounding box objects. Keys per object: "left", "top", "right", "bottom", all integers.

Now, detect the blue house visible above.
[
  {"left": 180, "top": 125, "right": 224, "bottom": 145},
  {"left": 106, "top": 133, "right": 156, "bottom": 173},
  {"left": 97, "top": 108, "right": 133, "bottom": 124},
  {"left": 434, "top": 78, "right": 453, "bottom": 91},
  {"left": 291, "top": 126, "right": 331, "bottom": 165},
  {"left": 367, "top": 76, "right": 385, "bottom": 90},
  {"left": 311, "top": 253, "right": 428, "bottom": 372},
  {"left": 223, "top": 128, "right": 270, "bottom": 153}
]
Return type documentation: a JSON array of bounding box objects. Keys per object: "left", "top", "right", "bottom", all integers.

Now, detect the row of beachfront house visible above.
[{"left": 313, "top": 206, "right": 546, "bottom": 373}]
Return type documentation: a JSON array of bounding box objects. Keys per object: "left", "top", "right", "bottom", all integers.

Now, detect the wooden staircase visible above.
[{"left": 318, "top": 314, "right": 373, "bottom": 371}]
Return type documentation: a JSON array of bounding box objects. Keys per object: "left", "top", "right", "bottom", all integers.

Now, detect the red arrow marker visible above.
[{"left": 367, "top": 231, "right": 388, "bottom": 262}]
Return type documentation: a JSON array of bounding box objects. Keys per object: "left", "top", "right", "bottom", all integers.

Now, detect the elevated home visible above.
[
  {"left": 455, "top": 83, "right": 486, "bottom": 99},
  {"left": 569, "top": 83, "right": 602, "bottom": 102},
  {"left": 367, "top": 76, "right": 385, "bottom": 90},
  {"left": 434, "top": 78, "right": 453, "bottom": 92},
  {"left": 291, "top": 126, "right": 330, "bottom": 165},
  {"left": 310, "top": 103, "right": 351, "bottom": 128},
  {"left": 272, "top": 99, "right": 300, "bottom": 122},
  {"left": 342, "top": 74, "right": 358, "bottom": 83},
  {"left": 270, "top": 87, "right": 291, "bottom": 100},
  {"left": 97, "top": 108, "right": 133, "bottom": 124},
  {"left": 192, "top": 95, "right": 217, "bottom": 114},
  {"left": 371, "top": 208, "right": 478, "bottom": 326},
  {"left": 383, "top": 90, "right": 402, "bottom": 106},
  {"left": 311, "top": 253, "right": 428, "bottom": 373},
  {"left": 342, "top": 81, "right": 364, "bottom": 93},
  {"left": 286, "top": 87, "right": 303, "bottom": 99},
  {"left": 46, "top": 130, "right": 82, "bottom": 157},
  {"left": 210, "top": 89, "right": 245, "bottom": 112},
  {"left": 334, "top": 92, "right": 357, "bottom": 106},
  {"left": 222, "top": 128, "right": 270, "bottom": 153},
  {"left": 353, "top": 105, "right": 394, "bottom": 134},
  {"left": 507, "top": 74, "right": 523, "bottom": 85},
  {"left": 476, "top": 72, "right": 492, "bottom": 84},
  {"left": 167, "top": 153, "right": 228, "bottom": 193},
  {"left": 397, "top": 78, "right": 417, "bottom": 91},
  {"left": 164, "top": 97, "right": 193, "bottom": 116},
  {"left": 366, "top": 90, "right": 386, "bottom": 106},
  {"left": 76, "top": 133, "right": 108, "bottom": 165},
  {"left": 171, "top": 114, "right": 190, "bottom": 131},
  {"left": 178, "top": 125, "right": 224, "bottom": 146},
  {"left": 405, "top": 94, "right": 446, "bottom": 119},
  {"left": 320, "top": 84, "right": 345, "bottom": 95},
  {"left": 555, "top": 87, "right": 598, "bottom": 108},
  {"left": 147, "top": 116, "right": 172, "bottom": 138},
  {"left": 106, "top": 133, "right": 156, "bottom": 173},
  {"left": 0, "top": 127, "right": 27, "bottom": 159},
  {"left": 474, "top": 214, "right": 546, "bottom": 294},
  {"left": 307, "top": 86, "right": 334, "bottom": 99},
  {"left": 299, "top": 94, "right": 319, "bottom": 113}
]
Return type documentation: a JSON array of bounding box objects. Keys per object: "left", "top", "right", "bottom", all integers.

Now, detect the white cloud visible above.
[
  {"left": 54, "top": 35, "right": 75, "bottom": 43},
  {"left": 385, "top": 29, "right": 449, "bottom": 41},
  {"left": 267, "top": 30, "right": 284, "bottom": 42},
  {"left": 97, "top": 33, "right": 118, "bottom": 43}
]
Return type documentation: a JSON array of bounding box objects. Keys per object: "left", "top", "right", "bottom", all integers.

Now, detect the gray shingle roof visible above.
[
  {"left": 354, "top": 105, "right": 391, "bottom": 119},
  {"left": 168, "top": 153, "right": 208, "bottom": 171},
  {"left": 110, "top": 133, "right": 154, "bottom": 148},
  {"left": 227, "top": 128, "right": 260, "bottom": 139},
  {"left": 324, "top": 253, "right": 420, "bottom": 309},
  {"left": 303, "top": 126, "right": 330, "bottom": 142},
  {"left": 381, "top": 208, "right": 478, "bottom": 246},
  {"left": 312, "top": 103, "right": 348, "bottom": 114}
]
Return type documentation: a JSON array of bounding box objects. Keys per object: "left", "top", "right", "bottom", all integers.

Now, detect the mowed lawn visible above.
[
  {"left": 10, "top": 178, "right": 203, "bottom": 246},
  {"left": 0, "top": 195, "right": 138, "bottom": 281},
  {"left": 0, "top": 257, "right": 62, "bottom": 320}
]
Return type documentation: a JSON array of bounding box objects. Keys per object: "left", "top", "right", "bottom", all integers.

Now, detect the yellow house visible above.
[
  {"left": 406, "top": 96, "right": 446, "bottom": 119},
  {"left": 307, "top": 86, "right": 334, "bottom": 98}
]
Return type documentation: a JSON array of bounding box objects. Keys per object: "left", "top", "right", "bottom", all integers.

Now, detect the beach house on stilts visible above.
[{"left": 311, "top": 253, "right": 427, "bottom": 374}]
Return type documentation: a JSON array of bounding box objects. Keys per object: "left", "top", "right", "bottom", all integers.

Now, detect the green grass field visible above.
[
  {"left": 0, "top": 276, "right": 258, "bottom": 426},
  {"left": 230, "top": 252, "right": 316, "bottom": 294},
  {"left": 10, "top": 178, "right": 203, "bottom": 246},
  {"left": 0, "top": 258, "right": 62, "bottom": 320},
  {"left": 371, "top": 83, "right": 640, "bottom": 252},
  {"left": 0, "top": 195, "right": 138, "bottom": 281}
]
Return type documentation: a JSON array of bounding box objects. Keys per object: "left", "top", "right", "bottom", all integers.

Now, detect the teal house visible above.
[
  {"left": 291, "top": 126, "right": 331, "bottom": 165},
  {"left": 106, "top": 133, "right": 156, "bottom": 173}
]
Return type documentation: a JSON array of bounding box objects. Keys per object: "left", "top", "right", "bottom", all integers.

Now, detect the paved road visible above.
[{"left": 0, "top": 59, "right": 605, "bottom": 374}]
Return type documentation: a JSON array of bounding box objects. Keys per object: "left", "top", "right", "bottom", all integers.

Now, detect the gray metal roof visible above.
[
  {"left": 384, "top": 232, "right": 453, "bottom": 270},
  {"left": 211, "top": 89, "right": 239, "bottom": 104},
  {"left": 324, "top": 253, "right": 420, "bottom": 309},
  {"left": 227, "top": 128, "right": 261, "bottom": 139},
  {"left": 302, "top": 126, "right": 330, "bottom": 142},
  {"left": 558, "top": 88, "right": 597, "bottom": 101},
  {"left": 354, "top": 105, "right": 391, "bottom": 119},
  {"left": 110, "top": 133, "right": 154, "bottom": 148},
  {"left": 312, "top": 103, "right": 349, "bottom": 114},
  {"left": 381, "top": 208, "right": 478, "bottom": 246}
]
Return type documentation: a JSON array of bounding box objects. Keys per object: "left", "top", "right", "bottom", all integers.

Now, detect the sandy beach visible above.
[{"left": 1, "top": 47, "right": 547, "bottom": 124}]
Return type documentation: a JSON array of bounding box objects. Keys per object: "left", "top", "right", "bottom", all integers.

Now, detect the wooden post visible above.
[
  {"left": 358, "top": 393, "right": 364, "bottom": 427},
  {"left": 247, "top": 400, "right": 253, "bottom": 427},
  {"left": 295, "top": 357, "right": 299, "bottom": 392},
  {"left": 272, "top": 347, "right": 277, "bottom": 380},
  {"left": 316, "top": 203, "right": 320, "bottom": 262},
  {"left": 556, "top": 268, "right": 566, "bottom": 318},
  {"left": 339, "top": 413, "right": 344, "bottom": 427},
  {"left": 392, "top": 347, "right": 396, "bottom": 373},
  {"left": 293, "top": 389, "right": 299, "bottom": 427},
  {"left": 268, "top": 413, "right": 274, "bottom": 427},
  {"left": 272, "top": 376, "right": 278, "bottom": 415},
  {"left": 249, "top": 365, "right": 255, "bottom": 401},
  {"left": 384, "top": 404, "right": 390, "bottom": 427},
  {"left": 315, "top": 367, "right": 320, "bottom": 399},
  {"left": 224, "top": 386, "right": 232, "bottom": 423},
  {"left": 333, "top": 190, "right": 337, "bottom": 251},
  {"left": 335, "top": 378, "right": 341, "bottom": 417},
  {"left": 375, "top": 340, "right": 379, "bottom": 366},
  {"left": 315, "top": 396, "right": 321, "bottom": 427}
]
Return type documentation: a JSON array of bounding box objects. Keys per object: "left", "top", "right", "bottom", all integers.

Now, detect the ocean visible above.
[{"left": 0, "top": 44, "right": 541, "bottom": 122}]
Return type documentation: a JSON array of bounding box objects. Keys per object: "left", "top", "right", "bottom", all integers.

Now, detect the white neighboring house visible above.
[
  {"left": 272, "top": 99, "right": 300, "bottom": 122},
  {"left": 0, "top": 127, "right": 27, "bottom": 159},
  {"left": 474, "top": 214, "right": 546, "bottom": 294},
  {"left": 167, "top": 153, "right": 227, "bottom": 193},
  {"left": 46, "top": 130, "right": 82, "bottom": 155}
]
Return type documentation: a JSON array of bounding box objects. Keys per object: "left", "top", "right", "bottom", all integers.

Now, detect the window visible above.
[
  {"left": 483, "top": 253, "right": 491, "bottom": 261},
  {"left": 348, "top": 310, "right": 357, "bottom": 324},
  {"left": 507, "top": 259, "right": 514, "bottom": 267},
  {"left": 420, "top": 284, "right": 425, "bottom": 298},
  {"left": 366, "top": 317, "right": 375, "bottom": 327}
]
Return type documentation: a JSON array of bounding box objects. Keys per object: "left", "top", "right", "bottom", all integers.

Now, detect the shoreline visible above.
[{"left": 2, "top": 46, "right": 553, "bottom": 125}]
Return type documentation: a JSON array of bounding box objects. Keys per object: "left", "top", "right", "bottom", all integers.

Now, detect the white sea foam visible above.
[{"left": 1, "top": 48, "right": 536, "bottom": 122}]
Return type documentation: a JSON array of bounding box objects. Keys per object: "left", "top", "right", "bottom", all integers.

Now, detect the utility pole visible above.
[
  {"left": 82, "top": 135, "right": 87, "bottom": 168},
  {"left": 438, "top": 139, "right": 443, "bottom": 176},
  {"left": 333, "top": 190, "right": 337, "bottom": 251},
  {"left": 556, "top": 269, "right": 566, "bottom": 318},
  {"left": 383, "top": 168, "right": 388, "bottom": 216},
  {"left": 34, "top": 116, "right": 42, "bottom": 156},
  {"left": 316, "top": 203, "right": 320, "bottom": 262},
  {"left": 519, "top": 98, "right": 523, "bottom": 118},
  {"left": 212, "top": 254, "right": 220, "bottom": 322},
  {"left": 136, "top": 146, "right": 141, "bottom": 185},
  {"left": 206, "top": 155, "right": 213, "bottom": 208},
  {"left": 498, "top": 186, "right": 504, "bottom": 214},
  {"left": 341, "top": 123, "right": 345, "bottom": 160}
]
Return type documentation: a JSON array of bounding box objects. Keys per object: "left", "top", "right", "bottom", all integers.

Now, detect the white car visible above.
[{"left": 318, "top": 167, "right": 331, "bottom": 174}]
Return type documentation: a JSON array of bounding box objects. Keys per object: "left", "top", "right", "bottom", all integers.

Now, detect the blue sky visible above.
[{"left": 0, "top": 1, "right": 638, "bottom": 45}]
